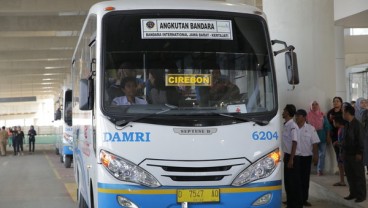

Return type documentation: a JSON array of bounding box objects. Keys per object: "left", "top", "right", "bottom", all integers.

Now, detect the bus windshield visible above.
[{"left": 102, "top": 11, "right": 276, "bottom": 119}]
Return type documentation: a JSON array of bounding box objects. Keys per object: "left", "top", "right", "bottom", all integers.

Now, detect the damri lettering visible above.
[
  {"left": 112, "top": 132, "right": 122, "bottom": 142},
  {"left": 103, "top": 132, "right": 151, "bottom": 142},
  {"left": 134, "top": 132, "right": 151, "bottom": 142},
  {"left": 122, "top": 132, "right": 134, "bottom": 142}
]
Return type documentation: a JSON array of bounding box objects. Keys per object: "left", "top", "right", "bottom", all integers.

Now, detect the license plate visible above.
[{"left": 177, "top": 189, "right": 220, "bottom": 203}]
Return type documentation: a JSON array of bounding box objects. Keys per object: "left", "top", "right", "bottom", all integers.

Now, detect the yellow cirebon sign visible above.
[{"left": 166, "top": 74, "right": 212, "bottom": 86}]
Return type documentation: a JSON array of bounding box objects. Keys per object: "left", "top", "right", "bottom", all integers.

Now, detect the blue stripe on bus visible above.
[{"left": 62, "top": 145, "right": 73, "bottom": 155}]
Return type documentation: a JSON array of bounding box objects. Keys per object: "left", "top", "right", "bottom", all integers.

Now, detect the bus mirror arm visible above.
[
  {"left": 271, "top": 39, "right": 287, "bottom": 48},
  {"left": 273, "top": 45, "right": 295, "bottom": 57},
  {"left": 271, "top": 39, "right": 295, "bottom": 57}
]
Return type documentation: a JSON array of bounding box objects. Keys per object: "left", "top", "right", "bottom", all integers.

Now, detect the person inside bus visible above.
[
  {"left": 107, "top": 62, "right": 145, "bottom": 102},
  {"left": 111, "top": 76, "right": 147, "bottom": 105},
  {"left": 208, "top": 68, "right": 240, "bottom": 104},
  {"left": 119, "top": 62, "right": 145, "bottom": 96},
  {"left": 148, "top": 69, "right": 180, "bottom": 106}
]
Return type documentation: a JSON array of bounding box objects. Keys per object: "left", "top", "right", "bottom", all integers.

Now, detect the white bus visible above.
[
  {"left": 54, "top": 88, "right": 73, "bottom": 168},
  {"left": 72, "top": 0, "right": 298, "bottom": 207}
]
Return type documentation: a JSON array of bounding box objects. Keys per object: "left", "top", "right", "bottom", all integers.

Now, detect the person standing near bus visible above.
[
  {"left": 306, "top": 101, "right": 331, "bottom": 176},
  {"left": 282, "top": 104, "right": 303, "bottom": 208},
  {"left": 342, "top": 104, "right": 366, "bottom": 202},
  {"left": 28, "top": 125, "right": 37, "bottom": 153},
  {"left": 7, "top": 127, "right": 13, "bottom": 148},
  {"left": 14, "top": 126, "right": 25, "bottom": 156},
  {"left": 295, "top": 109, "right": 320, "bottom": 207},
  {"left": 327, "top": 97, "right": 345, "bottom": 185},
  {"left": 11, "top": 127, "right": 17, "bottom": 155},
  {"left": 0, "top": 126, "right": 9, "bottom": 156}
]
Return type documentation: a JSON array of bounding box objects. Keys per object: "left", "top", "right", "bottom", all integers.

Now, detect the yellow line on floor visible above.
[
  {"left": 44, "top": 151, "right": 61, "bottom": 179},
  {"left": 65, "top": 183, "right": 78, "bottom": 202}
]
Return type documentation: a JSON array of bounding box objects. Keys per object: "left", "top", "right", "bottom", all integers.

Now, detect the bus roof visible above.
[{"left": 89, "top": 0, "right": 265, "bottom": 18}]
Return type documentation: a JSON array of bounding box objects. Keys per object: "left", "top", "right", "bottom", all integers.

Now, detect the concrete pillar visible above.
[
  {"left": 334, "top": 26, "right": 347, "bottom": 101},
  {"left": 263, "top": 0, "right": 336, "bottom": 112},
  {"left": 263, "top": 0, "right": 337, "bottom": 174}
]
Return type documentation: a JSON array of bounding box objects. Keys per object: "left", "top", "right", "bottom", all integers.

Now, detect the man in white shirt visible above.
[
  {"left": 112, "top": 77, "right": 147, "bottom": 106},
  {"left": 282, "top": 104, "right": 303, "bottom": 208},
  {"left": 295, "top": 109, "right": 320, "bottom": 207}
]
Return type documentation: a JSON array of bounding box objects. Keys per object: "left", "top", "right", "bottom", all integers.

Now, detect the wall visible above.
[{"left": 264, "top": 0, "right": 336, "bottom": 113}]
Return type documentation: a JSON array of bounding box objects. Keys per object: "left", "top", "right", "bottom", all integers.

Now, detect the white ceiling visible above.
[
  {"left": 0, "top": 0, "right": 100, "bottom": 101},
  {"left": 0, "top": 0, "right": 367, "bottom": 117}
]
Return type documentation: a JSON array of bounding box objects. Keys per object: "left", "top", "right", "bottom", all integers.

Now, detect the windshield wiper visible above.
[
  {"left": 114, "top": 105, "right": 269, "bottom": 127},
  {"left": 115, "top": 104, "right": 177, "bottom": 126},
  {"left": 213, "top": 113, "right": 269, "bottom": 125}
]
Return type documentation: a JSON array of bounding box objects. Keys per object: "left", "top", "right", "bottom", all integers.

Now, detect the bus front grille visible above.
[
  {"left": 140, "top": 158, "right": 250, "bottom": 186},
  {"left": 162, "top": 175, "right": 228, "bottom": 181}
]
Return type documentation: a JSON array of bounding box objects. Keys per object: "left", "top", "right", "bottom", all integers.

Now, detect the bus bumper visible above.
[{"left": 97, "top": 181, "right": 282, "bottom": 208}]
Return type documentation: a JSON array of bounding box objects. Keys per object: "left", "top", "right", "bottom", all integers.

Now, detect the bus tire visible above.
[{"left": 64, "top": 156, "right": 72, "bottom": 168}]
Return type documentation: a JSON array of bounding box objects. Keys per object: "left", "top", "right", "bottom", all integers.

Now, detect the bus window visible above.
[{"left": 101, "top": 11, "right": 275, "bottom": 122}]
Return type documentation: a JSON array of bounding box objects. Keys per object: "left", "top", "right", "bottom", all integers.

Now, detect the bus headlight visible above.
[
  {"left": 100, "top": 150, "right": 161, "bottom": 188},
  {"left": 232, "top": 149, "right": 280, "bottom": 186}
]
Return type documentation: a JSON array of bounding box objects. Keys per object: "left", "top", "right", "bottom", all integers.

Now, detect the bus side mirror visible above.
[
  {"left": 54, "top": 109, "right": 61, "bottom": 120},
  {"left": 285, "top": 51, "right": 299, "bottom": 85},
  {"left": 64, "top": 90, "right": 72, "bottom": 126},
  {"left": 79, "top": 79, "right": 94, "bottom": 110}
]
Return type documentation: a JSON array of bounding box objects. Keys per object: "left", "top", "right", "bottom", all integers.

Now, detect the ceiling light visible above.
[{"left": 44, "top": 66, "right": 66, "bottom": 70}]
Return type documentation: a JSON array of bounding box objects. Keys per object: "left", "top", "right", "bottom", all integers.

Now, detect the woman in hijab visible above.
[{"left": 307, "top": 101, "right": 331, "bottom": 176}]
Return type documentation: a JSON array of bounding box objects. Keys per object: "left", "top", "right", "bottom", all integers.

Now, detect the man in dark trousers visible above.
[
  {"left": 342, "top": 104, "right": 366, "bottom": 203},
  {"left": 28, "top": 125, "right": 37, "bottom": 153},
  {"left": 295, "top": 109, "right": 320, "bottom": 206},
  {"left": 282, "top": 104, "right": 303, "bottom": 208}
]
